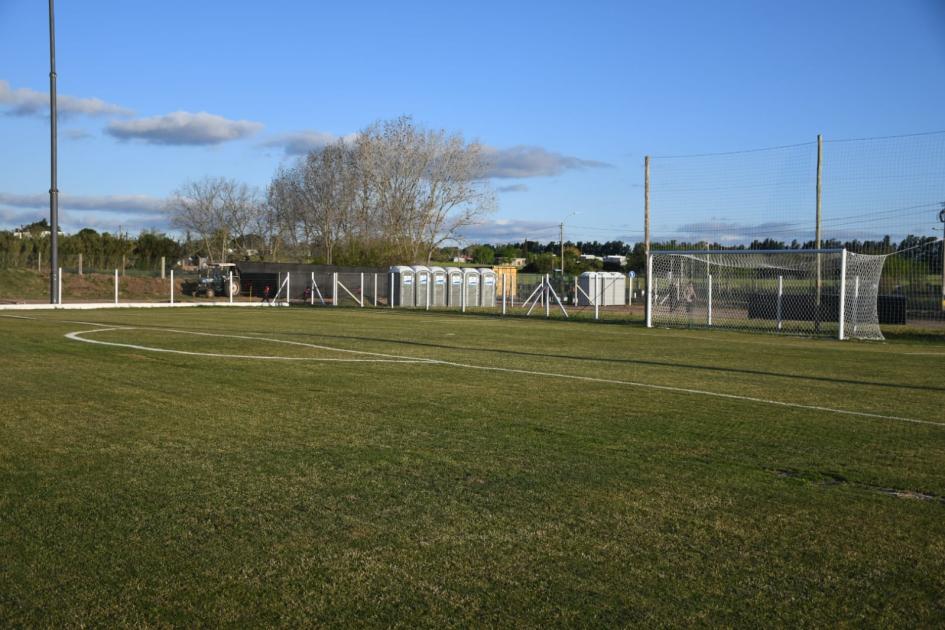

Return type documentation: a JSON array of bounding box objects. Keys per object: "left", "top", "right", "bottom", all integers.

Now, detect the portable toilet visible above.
[
  {"left": 578, "top": 271, "right": 600, "bottom": 306},
  {"left": 389, "top": 265, "right": 415, "bottom": 307},
  {"left": 430, "top": 266, "right": 448, "bottom": 307},
  {"left": 603, "top": 271, "right": 625, "bottom": 305},
  {"left": 479, "top": 268, "right": 497, "bottom": 307},
  {"left": 463, "top": 268, "right": 480, "bottom": 307},
  {"left": 446, "top": 267, "right": 463, "bottom": 307},
  {"left": 412, "top": 265, "right": 431, "bottom": 308}
]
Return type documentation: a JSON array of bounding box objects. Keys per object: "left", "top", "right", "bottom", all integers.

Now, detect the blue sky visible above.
[{"left": 1, "top": 0, "right": 943, "bottom": 244}]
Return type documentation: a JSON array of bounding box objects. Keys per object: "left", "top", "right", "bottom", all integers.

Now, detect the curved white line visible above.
[
  {"left": 63, "top": 326, "right": 943, "bottom": 428},
  {"left": 64, "top": 328, "right": 433, "bottom": 363}
]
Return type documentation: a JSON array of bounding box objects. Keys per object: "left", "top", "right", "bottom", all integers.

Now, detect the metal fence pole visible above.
[
  {"left": 57, "top": 267, "right": 62, "bottom": 304},
  {"left": 707, "top": 273, "right": 713, "bottom": 326},
  {"left": 374, "top": 273, "right": 378, "bottom": 307},
  {"left": 390, "top": 272, "right": 395, "bottom": 308},
  {"left": 545, "top": 274, "right": 550, "bottom": 318},
  {"left": 286, "top": 273, "right": 291, "bottom": 306},
  {"left": 777, "top": 275, "right": 783, "bottom": 330},
  {"left": 114, "top": 269, "right": 118, "bottom": 304},
  {"left": 229, "top": 271, "right": 233, "bottom": 304},
  {"left": 170, "top": 269, "right": 175, "bottom": 304}
]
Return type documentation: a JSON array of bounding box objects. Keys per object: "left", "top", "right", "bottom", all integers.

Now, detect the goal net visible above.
[{"left": 646, "top": 249, "right": 886, "bottom": 340}]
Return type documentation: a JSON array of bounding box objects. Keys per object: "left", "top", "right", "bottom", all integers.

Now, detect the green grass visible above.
[{"left": 1, "top": 307, "right": 944, "bottom": 626}]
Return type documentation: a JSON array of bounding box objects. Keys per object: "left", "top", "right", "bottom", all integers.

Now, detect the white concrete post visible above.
[
  {"left": 777, "top": 275, "right": 783, "bottom": 330},
  {"left": 160, "top": 256, "right": 165, "bottom": 279},
  {"left": 389, "top": 272, "right": 395, "bottom": 308},
  {"left": 502, "top": 274, "right": 507, "bottom": 315},
  {"left": 594, "top": 275, "right": 600, "bottom": 320},
  {"left": 286, "top": 273, "right": 291, "bottom": 306},
  {"left": 374, "top": 273, "right": 378, "bottom": 307},
  {"left": 229, "top": 271, "right": 234, "bottom": 304},
  {"left": 545, "top": 274, "right": 551, "bottom": 318},
  {"left": 838, "top": 249, "right": 848, "bottom": 340},
  {"left": 311, "top": 272, "right": 315, "bottom": 305},
  {"left": 170, "top": 269, "right": 175, "bottom": 304},
  {"left": 332, "top": 272, "right": 339, "bottom": 306},
  {"left": 462, "top": 278, "right": 467, "bottom": 313},
  {"left": 114, "top": 269, "right": 119, "bottom": 304},
  {"left": 646, "top": 254, "right": 653, "bottom": 328},
  {"left": 707, "top": 274, "right": 713, "bottom": 326},
  {"left": 360, "top": 272, "right": 365, "bottom": 307},
  {"left": 57, "top": 267, "right": 62, "bottom": 305}
]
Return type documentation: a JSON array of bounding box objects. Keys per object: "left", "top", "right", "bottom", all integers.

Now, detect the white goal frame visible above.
[{"left": 646, "top": 248, "right": 885, "bottom": 340}]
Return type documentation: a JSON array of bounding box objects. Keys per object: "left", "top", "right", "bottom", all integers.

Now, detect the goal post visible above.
[{"left": 646, "top": 249, "right": 886, "bottom": 340}]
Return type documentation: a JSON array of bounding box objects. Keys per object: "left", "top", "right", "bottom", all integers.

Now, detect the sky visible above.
[{"left": 1, "top": 0, "right": 944, "bottom": 245}]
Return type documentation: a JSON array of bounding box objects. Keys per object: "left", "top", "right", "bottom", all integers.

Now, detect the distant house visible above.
[
  {"left": 499, "top": 257, "right": 527, "bottom": 268},
  {"left": 579, "top": 254, "right": 602, "bottom": 262},
  {"left": 452, "top": 255, "right": 470, "bottom": 263},
  {"left": 603, "top": 255, "right": 627, "bottom": 266}
]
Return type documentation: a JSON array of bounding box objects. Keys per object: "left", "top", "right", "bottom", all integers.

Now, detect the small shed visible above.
[
  {"left": 390, "top": 266, "right": 415, "bottom": 307},
  {"left": 446, "top": 267, "right": 463, "bottom": 307},
  {"left": 430, "top": 266, "right": 448, "bottom": 306},
  {"left": 577, "top": 271, "right": 601, "bottom": 306},
  {"left": 604, "top": 272, "right": 626, "bottom": 306},
  {"left": 479, "top": 268, "right": 497, "bottom": 307}
]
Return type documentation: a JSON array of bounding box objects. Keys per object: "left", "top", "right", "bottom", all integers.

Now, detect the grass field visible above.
[{"left": 1, "top": 306, "right": 944, "bottom": 626}]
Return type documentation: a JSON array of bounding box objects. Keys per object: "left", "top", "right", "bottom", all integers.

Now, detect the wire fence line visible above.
[{"left": 648, "top": 131, "right": 945, "bottom": 325}]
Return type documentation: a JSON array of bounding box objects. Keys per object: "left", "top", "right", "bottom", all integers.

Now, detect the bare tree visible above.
[{"left": 167, "top": 177, "right": 263, "bottom": 263}]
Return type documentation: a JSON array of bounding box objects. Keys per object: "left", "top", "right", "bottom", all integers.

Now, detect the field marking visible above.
[
  {"left": 0, "top": 314, "right": 37, "bottom": 320},
  {"left": 903, "top": 352, "right": 945, "bottom": 356},
  {"left": 64, "top": 328, "right": 436, "bottom": 364},
  {"left": 62, "top": 325, "right": 943, "bottom": 429}
]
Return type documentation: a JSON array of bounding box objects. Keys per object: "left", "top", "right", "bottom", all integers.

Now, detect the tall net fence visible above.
[
  {"left": 650, "top": 131, "right": 945, "bottom": 329},
  {"left": 648, "top": 250, "right": 884, "bottom": 340}
]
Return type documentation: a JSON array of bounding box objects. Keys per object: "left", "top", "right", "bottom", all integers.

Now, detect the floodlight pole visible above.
[{"left": 48, "top": 0, "right": 60, "bottom": 304}]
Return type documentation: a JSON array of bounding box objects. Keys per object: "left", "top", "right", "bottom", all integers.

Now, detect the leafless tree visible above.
[
  {"left": 167, "top": 177, "right": 264, "bottom": 263},
  {"left": 266, "top": 116, "right": 494, "bottom": 265}
]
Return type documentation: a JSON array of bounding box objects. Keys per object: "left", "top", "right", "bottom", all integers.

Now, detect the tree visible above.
[{"left": 167, "top": 177, "right": 263, "bottom": 263}]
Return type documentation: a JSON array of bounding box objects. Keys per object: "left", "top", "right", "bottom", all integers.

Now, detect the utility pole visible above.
[
  {"left": 559, "top": 222, "right": 565, "bottom": 275},
  {"left": 48, "top": 0, "right": 59, "bottom": 304},
  {"left": 815, "top": 134, "right": 823, "bottom": 331}
]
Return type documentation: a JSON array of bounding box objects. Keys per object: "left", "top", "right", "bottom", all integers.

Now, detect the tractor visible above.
[{"left": 193, "top": 263, "right": 241, "bottom": 298}]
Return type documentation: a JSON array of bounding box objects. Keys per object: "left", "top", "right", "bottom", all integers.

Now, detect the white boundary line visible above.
[
  {"left": 65, "top": 328, "right": 435, "bottom": 364},
  {"left": 60, "top": 325, "right": 943, "bottom": 429}
]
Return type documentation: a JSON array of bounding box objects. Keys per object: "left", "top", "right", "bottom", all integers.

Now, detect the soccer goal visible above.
[{"left": 646, "top": 249, "right": 886, "bottom": 340}]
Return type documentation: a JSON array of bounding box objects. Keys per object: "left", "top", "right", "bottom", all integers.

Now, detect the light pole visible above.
[
  {"left": 559, "top": 211, "right": 578, "bottom": 275},
  {"left": 48, "top": 0, "right": 59, "bottom": 304},
  {"left": 938, "top": 205, "right": 945, "bottom": 310}
]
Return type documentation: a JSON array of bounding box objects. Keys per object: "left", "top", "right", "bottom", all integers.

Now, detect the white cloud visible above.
[
  {"left": 496, "top": 184, "right": 529, "bottom": 193},
  {"left": 261, "top": 130, "right": 360, "bottom": 156},
  {"left": 0, "top": 192, "right": 166, "bottom": 215},
  {"left": 456, "top": 219, "right": 560, "bottom": 242},
  {"left": 0, "top": 79, "right": 133, "bottom": 118},
  {"left": 64, "top": 128, "right": 93, "bottom": 141},
  {"left": 106, "top": 111, "right": 263, "bottom": 145},
  {"left": 482, "top": 145, "right": 612, "bottom": 179}
]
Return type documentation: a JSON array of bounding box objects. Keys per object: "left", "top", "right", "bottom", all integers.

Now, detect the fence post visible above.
[
  {"left": 502, "top": 274, "right": 507, "bottom": 315},
  {"left": 77, "top": 252, "right": 83, "bottom": 276},
  {"left": 853, "top": 275, "right": 860, "bottom": 335},
  {"left": 838, "top": 249, "right": 847, "bottom": 340},
  {"left": 390, "top": 272, "right": 395, "bottom": 308},
  {"left": 361, "top": 272, "right": 365, "bottom": 307},
  {"left": 777, "top": 275, "right": 783, "bottom": 330},
  {"left": 286, "top": 273, "right": 291, "bottom": 306},
  {"left": 333, "top": 272, "right": 339, "bottom": 306},
  {"left": 374, "top": 273, "right": 378, "bottom": 307},
  {"left": 646, "top": 254, "right": 653, "bottom": 328},
  {"left": 114, "top": 269, "right": 119, "bottom": 304},
  {"left": 160, "top": 256, "right": 165, "bottom": 279},
  {"left": 545, "top": 274, "right": 551, "bottom": 318},
  {"left": 170, "top": 269, "right": 175, "bottom": 304},
  {"left": 426, "top": 273, "right": 431, "bottom": 311},
  {"left": 594, "top": 274, "right": 600, "bottom": 320},
  {"left": 462, "top": 278, "right": 467, "bottom": 313},
  {"left": 311, "top": 272, "right": 315, "bottom": 305},
  {"left": 229, "top": 271, "right": 234, "bottom": 304},
  {"left": 707, "top": 274, "right": 713, "bottom": 326},
  {"left": 57, "top": 267, "right": 62, "bottom": 305}
]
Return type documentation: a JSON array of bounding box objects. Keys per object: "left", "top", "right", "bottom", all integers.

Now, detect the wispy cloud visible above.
[
  {"left": 496, "top": 184, "right": 529, "bottom": 193},
  {"left": 456, "top": 219, "right": 560, "bottom": 243},
  {"left": 106, "top": 111, "right": 263, "bottom": 146},
  {"left": 0, "top": 79, "right": 133, "bottom": 118},
  {"left": 64, "top": 128, "right": 93, "bottom": 141},
  {"left": 0, "top": 192, "right": 166, "bottom": 215},
  {"left": 482, "top": 145, "right": 612, "bottom": 179},
  {"left": 260, "top": 130, "right": 360, "bottom": 156}
]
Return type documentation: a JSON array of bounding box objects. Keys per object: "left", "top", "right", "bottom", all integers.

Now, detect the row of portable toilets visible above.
[{"left": 390, "top": 266, "right": 497, "bottom": 308}]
